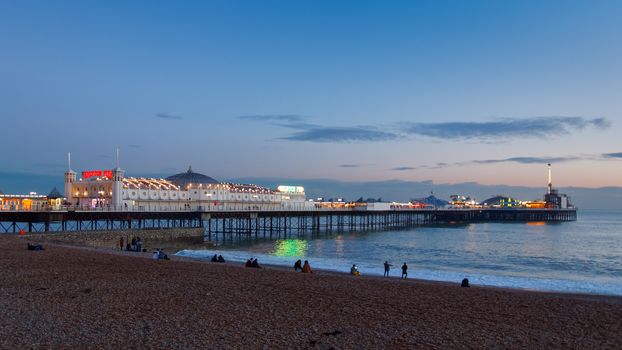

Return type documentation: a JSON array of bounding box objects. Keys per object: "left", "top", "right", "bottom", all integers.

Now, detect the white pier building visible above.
[{"left": 64, "top": 166, "right": 309, "bottom": 211}]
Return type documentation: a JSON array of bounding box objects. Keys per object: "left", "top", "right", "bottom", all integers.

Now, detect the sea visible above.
[{"left": 176, "top": 209, "right": 622, "bottom": 296}]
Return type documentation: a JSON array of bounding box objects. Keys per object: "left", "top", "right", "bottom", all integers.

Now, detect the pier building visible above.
[
  {"left": 64, "top": 166, "right": 310, "bottom": 211},
  {"left": 0, "top": 192, "right": 47, "bottom": 211}
]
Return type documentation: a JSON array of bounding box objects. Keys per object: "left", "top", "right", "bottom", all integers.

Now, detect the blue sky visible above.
[{"left": 1, "top": 0, "right": 621, "bottom": 193}]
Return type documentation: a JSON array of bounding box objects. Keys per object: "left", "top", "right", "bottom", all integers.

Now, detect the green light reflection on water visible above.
[{"left": 273, "top": 239, "right": 308, "bottom": 257}]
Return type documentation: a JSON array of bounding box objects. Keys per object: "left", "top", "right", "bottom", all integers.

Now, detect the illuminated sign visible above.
[
  {"left": 277, "top": 185, "right": 304, "bottom": 193},
  {"left": 82, "top": 170, "right": 114, "bottom": 179}
]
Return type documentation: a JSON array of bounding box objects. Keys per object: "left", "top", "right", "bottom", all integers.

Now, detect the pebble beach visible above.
[{"left": 1, "top": 235, "right": 621, "bottom": 349}]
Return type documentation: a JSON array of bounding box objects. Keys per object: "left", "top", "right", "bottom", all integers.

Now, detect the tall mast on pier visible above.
[{"left": 547, "top": 163, "right": 552, "bottom": 194}]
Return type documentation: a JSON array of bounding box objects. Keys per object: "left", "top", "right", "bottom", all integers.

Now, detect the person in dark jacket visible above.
[{"left": 294, "top": 259, "right": 302, "bottom": 271}]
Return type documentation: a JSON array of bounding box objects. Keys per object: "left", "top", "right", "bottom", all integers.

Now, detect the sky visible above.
[{"left": 1, "top": 0, "right": 621, "bottom": 195}]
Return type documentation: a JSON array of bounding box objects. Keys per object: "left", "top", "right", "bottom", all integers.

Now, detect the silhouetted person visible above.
[
  {"left": 27, "top": 243, "right": 44, "bottom": 251},
  {"left": 217, "top": 255, "right": 225, "bottom": 263},
  {"left": 401, "top": 263, "right": 408, "bottom": 279},
  {"left": 302, "top": 260, "right": 313, "bottom": 273},
  {"left": 135, "top": 238, "right": 142, "bottom": 252},
  {"left": 251, "top": 258, "right": 260, "bottom": 268},
  {"left": 351, "top": 264, "right": 360, "bottom": 276},
  {"left": 383, "top": 261, "right": 392, "bottom": 277},
  {"left": 211, "top": 254, "right": 218, "bottom": 262},
  {"left": 461, "top": 278, "right": 470, "bottom": 288},
  {"left": 294, "top": 259, "right": 302, "bottom": 271},
  {"left": 119, "top": 237, "right": 124, "bottom": 251},
  {"left": 158, "top": 249, "right": 169, "bottom": 260},
  {"left": 245, "top": 259, "right": 252, "bottom": 267}
]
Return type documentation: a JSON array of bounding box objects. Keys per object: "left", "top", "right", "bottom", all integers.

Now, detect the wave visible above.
[{"left": 176, "top": 249, "right": 622, "bottom": 296}]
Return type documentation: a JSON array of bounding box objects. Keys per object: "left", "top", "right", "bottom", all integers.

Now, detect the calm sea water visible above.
[{"left": 177, "top": 209, "right": 622, "bottom": 296}]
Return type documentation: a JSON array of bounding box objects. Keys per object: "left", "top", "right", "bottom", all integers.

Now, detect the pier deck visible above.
[{"left": 0, "top": 208, "right": 577, "bottom": 237}]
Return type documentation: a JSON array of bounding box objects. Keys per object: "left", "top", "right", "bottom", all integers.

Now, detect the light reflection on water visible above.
[{"left": 273, "top": 239, "right": 308, "bottom": 257}]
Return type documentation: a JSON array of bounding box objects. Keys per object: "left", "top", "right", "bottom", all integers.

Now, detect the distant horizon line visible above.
[{"left": 1, "top": 170, "right": 620, "bottom": 191}]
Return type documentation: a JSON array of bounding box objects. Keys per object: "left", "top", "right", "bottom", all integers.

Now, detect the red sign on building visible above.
[{"left": 82, "top": 170, "right": 114, "bottom": 179}]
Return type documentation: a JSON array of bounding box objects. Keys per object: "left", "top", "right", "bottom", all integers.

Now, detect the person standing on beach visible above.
[
  {"left": 401, "top": 263, "right": 408, "bottom": 279},
  {"left": 119, "top": 237, "right": 124, "bottom": 251},
  {"left": 383, "top": 261, "right": 392, "bottom": 277}
]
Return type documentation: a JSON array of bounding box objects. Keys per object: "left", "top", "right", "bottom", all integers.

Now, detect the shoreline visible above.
[
  {"left": 26, "top": 236, "right": 622, "bottom": 304},
  {"left": 3, "top": 234, "right": 622, "bottom": 348}
]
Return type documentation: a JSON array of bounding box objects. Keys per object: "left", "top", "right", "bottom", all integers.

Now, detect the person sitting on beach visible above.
[
  {"left": 350, "top": 264, "right": 361, "bottom": 277},
  {"left": 152, "top": 249, "right": 160, "bottom": 260},
  {"left": 245, "top": 259, "right": 253, "bottom": 267},
  {"left": 251, "top": 258, "right": 260, "bottom": 268},
  {"left": 211, "top": 254, "right": 218, "bottom": 262},
  {"left": 294, "top": 259, "right": 302, "bottom": 272},
  {"left": 461, "top": 278, "right": 470, "bottom": 288},
  {"left": 217, "top": 255, "right": 225, "bottom": 263},
  {"left": 302, "top": 260, "right": 313, "bottom": 273},
  {"left": 158, "top": 249, "right": 169, "bottom": 260},
  {"left": 401, "top": 263, "right": 408, "bottom": 279},
  {"left": 383, "top": 261, "right": 392, "bottom": 277},
  {"left": 27, "top": 243, "right": 44, "bottom": 251}
]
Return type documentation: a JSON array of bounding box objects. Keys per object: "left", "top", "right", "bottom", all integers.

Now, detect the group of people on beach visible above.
[
  {"left": 294, "top": 259, "right": 313, "bottom": 273},
  {"left": 348, "top": 261, "right": 408, "bottom": 278},
  {"left": 120, "top": 237, "right": 144, "bottom": 252},
  {"left": 211, "top": 254, "right": 226, "bottom": 263},
  {"left": 382, "top": 261, "right": 408, "bottom": 278},
  {"left": 245, "top": 258, "right": 261, "bottom": 268}
]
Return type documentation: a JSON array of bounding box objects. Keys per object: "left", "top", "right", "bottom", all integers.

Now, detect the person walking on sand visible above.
[
  {"left": 119, "top": 237, "right": 124, "bottom": 251},
  {"left": 401, "top": 263, "right": 408, "bottom": 279},
  {"left": 302, "top": 260, "right": 313, "bottom": 273},
  {"left": 383, "top": 261, "right": 392, "bottom": 277}
]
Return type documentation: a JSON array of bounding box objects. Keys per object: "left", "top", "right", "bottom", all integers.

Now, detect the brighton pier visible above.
[{"left": 0, "top": 160, "right": 577, "bottom": 237}]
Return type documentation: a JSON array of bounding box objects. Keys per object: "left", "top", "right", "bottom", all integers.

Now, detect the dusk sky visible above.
[{"left": 1, "top": 0, "right": 621, "bottom": 191}]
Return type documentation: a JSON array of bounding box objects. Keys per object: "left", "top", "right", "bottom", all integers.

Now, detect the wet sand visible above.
[{"left": 1, "top": 235, "right": 621, "bottom": 349}]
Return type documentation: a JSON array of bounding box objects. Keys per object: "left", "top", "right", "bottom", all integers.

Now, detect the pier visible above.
[{"left": 0, "top": 208, "right": 577, "bottom": 238}]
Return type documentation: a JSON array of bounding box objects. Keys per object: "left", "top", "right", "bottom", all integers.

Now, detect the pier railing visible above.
[{"left": 0, "top": 208, "right": 577, "bottom": 235}]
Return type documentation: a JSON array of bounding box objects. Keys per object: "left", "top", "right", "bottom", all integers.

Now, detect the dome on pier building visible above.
[
  {"left": 165, "top": 166, "right": 219, "bottom": 189},
  {"left": 47, "top": 187, "right": 64, "bottom": 199}
]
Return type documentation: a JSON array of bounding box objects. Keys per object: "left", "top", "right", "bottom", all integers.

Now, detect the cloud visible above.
[
  {"left": 240, "top": 114, "right": 399, "bottom": 142},
  {"left": 281, "top": 126, "right": 399, "bottom": 142},
  {"left": 472, "top": 156, "right": 581, "bottom": 165},
  {"left": 238, "top": 114, "right": 304, "bottom": 122},
  {"left": 339, "top": 164, "right": 361, "bottom": 168},
  {"left": 242, "top": 114, "right": 610, "bottom": 143},
  {"left": 403, "top": 116, "right": 610, "bottom": 140},
  {"left": 603, "top": 152, "right": 622, "bottom": 158},
  {"left": 155, "top": 113, "right": 183, "bottom": 120},
  {"left": 392, "top": 166, "right": 415, "bottom": 171}
]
